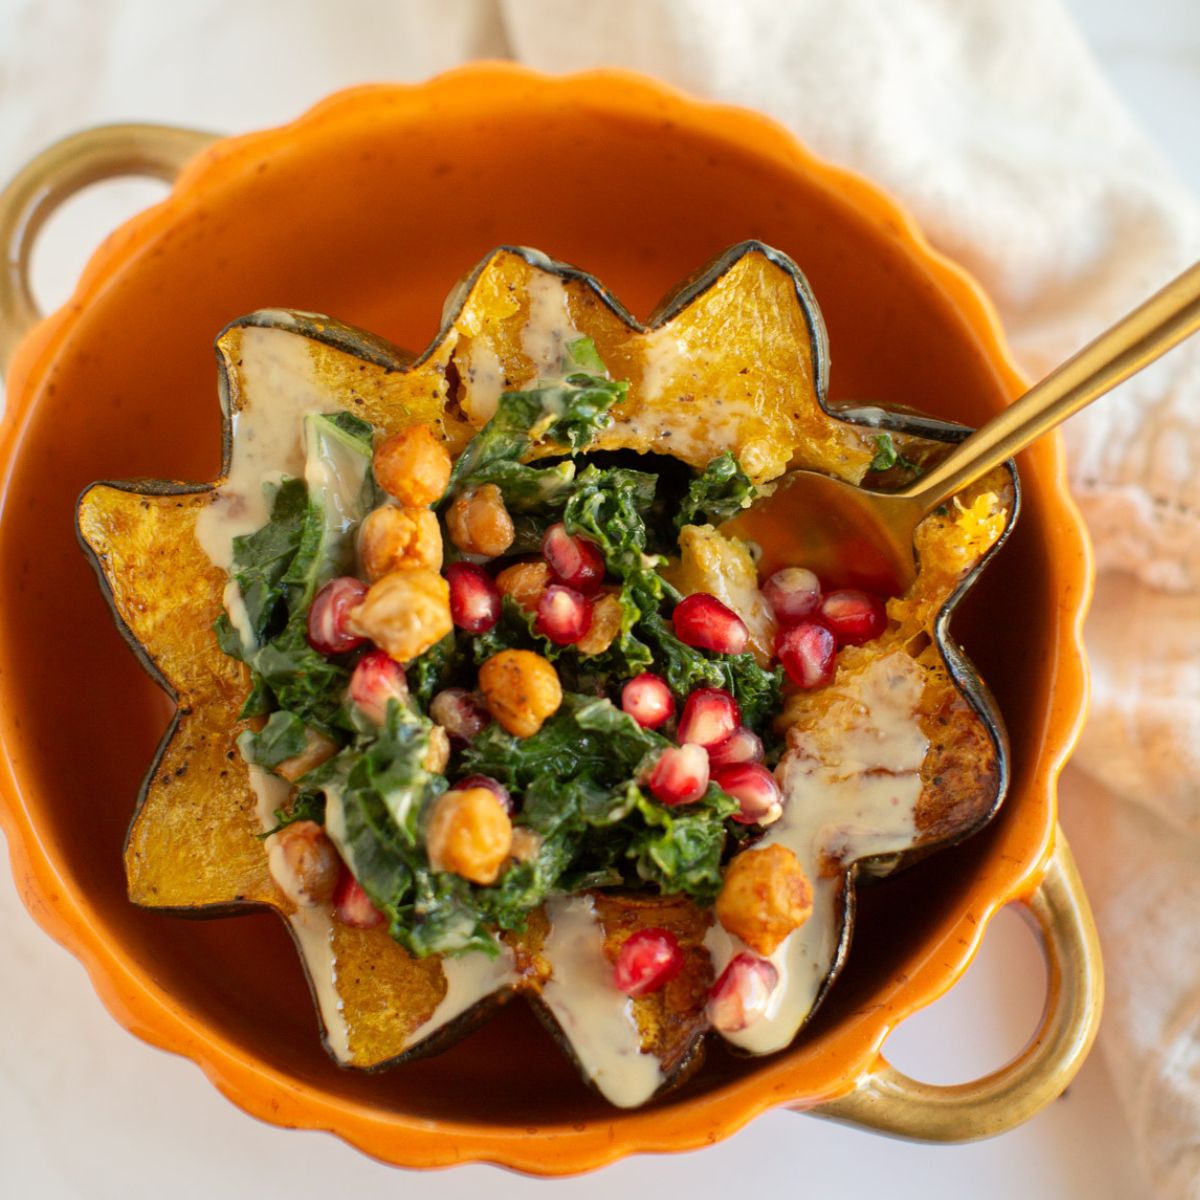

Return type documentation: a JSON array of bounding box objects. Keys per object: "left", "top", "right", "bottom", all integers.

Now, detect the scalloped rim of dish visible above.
[{"left": 0, "top": 63, "right": 1093, "bottom": 1175}]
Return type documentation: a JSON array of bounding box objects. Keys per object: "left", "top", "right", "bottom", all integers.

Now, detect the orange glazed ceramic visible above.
[{"left": 0, "top": 66, "right": 1097, "bottom": 1171}]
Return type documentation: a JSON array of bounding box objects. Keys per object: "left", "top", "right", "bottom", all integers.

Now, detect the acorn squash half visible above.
[{"left": 76, "top": 242, "right": 1016, "bottom": 1105}]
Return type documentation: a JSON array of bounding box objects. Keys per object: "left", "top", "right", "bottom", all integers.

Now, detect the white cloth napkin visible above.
[
  {"left": 493, "top": 2, "right": 1200, "bottom": 1192},
  {"left": 3, "top": 0, "right": 1198, "bottom": 1194}
]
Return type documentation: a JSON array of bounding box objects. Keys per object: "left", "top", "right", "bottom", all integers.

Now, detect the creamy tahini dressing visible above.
[
  {"left": 708, "top": 652, "right": 930, "bottom": 1054},
  {"left": 635, "top": 326, "right": 771, "bottom": 470},
  {"left": 249, "top": 764, "right": 352, "bottom": 1063},
  {"left": 461, "top": 339, "right": 505, "bottom": 425},
  {"left": 540, "top": 894, "right": 664, "bottom": 1108},
  {"left": 639, "top": 325, "right": 693, "bottom": 402},
  {"left": 200, "top": 326, "right": 354, "bottom": 1063},
  {"left": 405, "top": 946, "right": 516, "bottom": 1048},
  {"left": 195, "top": 324, "right": 329, "bottom": 572},
  {"left": 222, "top": 578, "right": 258, "bottom": 649},
  {"left": 521, "top": 273, "right": 580, "bottom": 376}
]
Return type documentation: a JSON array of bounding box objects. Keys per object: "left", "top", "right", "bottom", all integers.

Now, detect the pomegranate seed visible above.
[
  {"left": 819, "top": 589, "right": 888, "bottom": 646},
  {"left": 621, "top": 673, "right": 675, "bottom": 729},
  {"left": 707, "top": 726, "right": 764, "bottom": 768},
  {"left": 613, "top": 928, "right": 685, "bottom": 997},
  {"left": 713, "top": 762, "right": 783, "bottom": 826},
  {"left": 332, "top": 867, "right": 385, "bottom": 930},
  {"left": 306, "top": 576, "right": 369, "bottom": 654},
  {"left": 429, "top": 688, "right": 489, "bottom": 743},
  {"left": 542, "top": 522, "right": 605, "bottom": 594},
  {"left": 456, "top": 773, "right": 513, "bottom": 813},
  {"left": 707, "top": 953, "right": 779, "bottom": 1033},
  {"left": 647, "top": 743, "right": 710, "bottom": 806},
  {"left": 677, "top": 687, "right": 741, "bottom": 749},
  {"left": 673, "top": 593, "right": 748, "bottom": 655},
  {"left": 775, "top": 621, "right": 837, "bottom": 689},
  {"left": 534, "top": 585, "right": 593, "bottom": 645},
  {"left": 349, "top": 650, "right": 409, "bottom": 724},
  {"left": 446, "top": 561, "right": 501, "bottom": 633},
  {"left": 762, "top": 567, "right": 822, "bottom": 626}
]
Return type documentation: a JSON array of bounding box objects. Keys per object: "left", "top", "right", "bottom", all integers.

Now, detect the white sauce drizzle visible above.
[
  {"left": 540, "top": 894, "right": 664, "bottom": 1108},
  {"left": 461, "top": 339, "right": 505, "bottom": 425},
  {"left": 248, "top": 765, "right": 351, "bottom": 1063},
  {"left": 520, "top": 273, "right": 579, "bottom": 376},
  {"left": 203, "top": 327, "right": 522, "bottom": 1065},
  {"left": 635, "top": 325, "right": 771, "bottom": 469},
  {"left": 222, "top": 578, "right": 257, "bottom": 650},
  {"left": 199, "top": 329, "right": 356, "bottom": 1066},
  {"left": 639, "top": 325, "right": 692, "bottom": 402},
  {"left": 405, "top": 947, "right": 516, "bottom": 1048},
  {"left": 194, "top": 324, "right": 327, "bottom": 571},
  {"left": 708, "top": 652, "right": 930, "bottom": 1054}
]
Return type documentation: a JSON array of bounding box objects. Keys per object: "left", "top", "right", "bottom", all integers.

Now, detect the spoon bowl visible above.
[
  {"left": 728, "top": 258, "right": 1200, "bottom": 596},
  {"left": 723, "top": 468, "right": 925, "bottom": 594}
]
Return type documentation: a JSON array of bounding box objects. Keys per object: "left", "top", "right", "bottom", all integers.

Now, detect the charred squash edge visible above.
[{"left": 74, "top": 241, "right": 1019, "bottom": 1082}]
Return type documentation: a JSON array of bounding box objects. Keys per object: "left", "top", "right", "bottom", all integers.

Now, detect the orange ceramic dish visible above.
[{"left": 0, "top": 67, "right": 1097, "bottom": 1171}]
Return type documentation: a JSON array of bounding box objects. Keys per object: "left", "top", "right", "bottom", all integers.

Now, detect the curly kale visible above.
[{"left": 675, "top": 452, "right": 756, "bottom": 531}]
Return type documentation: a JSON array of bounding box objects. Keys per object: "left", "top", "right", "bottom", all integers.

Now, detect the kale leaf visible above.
[
  {"left": 627, "top": 783, "right": 737, "bottom": 902},
  {"left": 283, "top": 412, "right": 375, "bottom": 611},
  {"left": 213, "top": 476, "right": 308, "bottom": 659},
  {"left": 869, "top": 432, "right": 919, "bottom": 474},
  {"left": 445, "top": 336, "right": 627, "bottom": 499},
  {"left": 249, "top": 624, "right": 351, "bottom": 734},
  {"left": 310, "top": 706, "right": 487, "bottom": 955},
  {"left": 556, "top": 459, "right": 783, "bottom": 726},
  {"left": 407, "top": 633, "right": 460, "bottom": 710},
  {"left": 562, "top": 464, "right": 659, "bottom": 578},
  {"left": 676, "top": 452, "right": 756, "bottom": 532},
  {"left": 461, "top": 695, "right": 734, "bottom": 911},
  {"left": 238, "top": 709, "right": 308, "bottom": 768}
]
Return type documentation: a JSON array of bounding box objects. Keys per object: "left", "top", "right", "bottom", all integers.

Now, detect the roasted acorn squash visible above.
[{"left": 77, "top": 242, "right": 1015, "bottom": 1104}]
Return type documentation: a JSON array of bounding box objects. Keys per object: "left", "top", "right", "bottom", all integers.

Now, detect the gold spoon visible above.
[{"left": 723, "top": 261, "right": 1200, "bottom": 595}]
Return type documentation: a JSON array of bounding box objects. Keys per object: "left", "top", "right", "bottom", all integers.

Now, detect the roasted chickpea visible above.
[
  {"left": 373, "top": 424, "right": 451, "bottom": 507},
  {"left": 577, "top": 592, "right": 623, "bottom": 656},
  {"left": 425, "top": 787, "right": 513, "bottom": 884},
  {"left": 276, "top": 728, "right": 340, "bottom": 782},
  {"left": 348, "top": 568, "right": 452, "bottom": 664},
  {"left": 446, "top": 484, "right": 515, "bottom": 558},
  {"left": 495, "top": 560, "right": 551, "bottom": 611},
  {"left": 715, "top": 843, "right": 813, "bottom": 956},
  {"left": 422, "top": 724, "right": 451, "bottom": 774},
  {"left": 358, "top": 505, "right": 443, "bottom": 580},
  {"left": 478, "top": 649, "right": 562, "bottom": 737},
  {"left": 270, "top": 820, "right": 340, "bottom": 908}
]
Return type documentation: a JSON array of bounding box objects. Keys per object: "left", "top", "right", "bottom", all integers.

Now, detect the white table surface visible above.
[{"left": 0, "top": 1, "right": 1195, "bottom": 1195}]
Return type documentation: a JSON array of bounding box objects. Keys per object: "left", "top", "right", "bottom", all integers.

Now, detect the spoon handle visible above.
[{"left": 900, "top": 259, "right": 1200, "bottom": 512}]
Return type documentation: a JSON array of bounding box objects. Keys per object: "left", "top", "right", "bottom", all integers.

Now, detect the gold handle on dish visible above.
[
  {"left": 0, "top": 123, "right": 217, "bottom": 378},
  {"left": 812, "top": 829, "right": 1102, "bottom": 1141}
]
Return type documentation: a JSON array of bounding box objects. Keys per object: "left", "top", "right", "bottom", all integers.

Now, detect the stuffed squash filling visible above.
[{"left": 78, "top": 242, "right": 1015, "bottom": 1107}]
